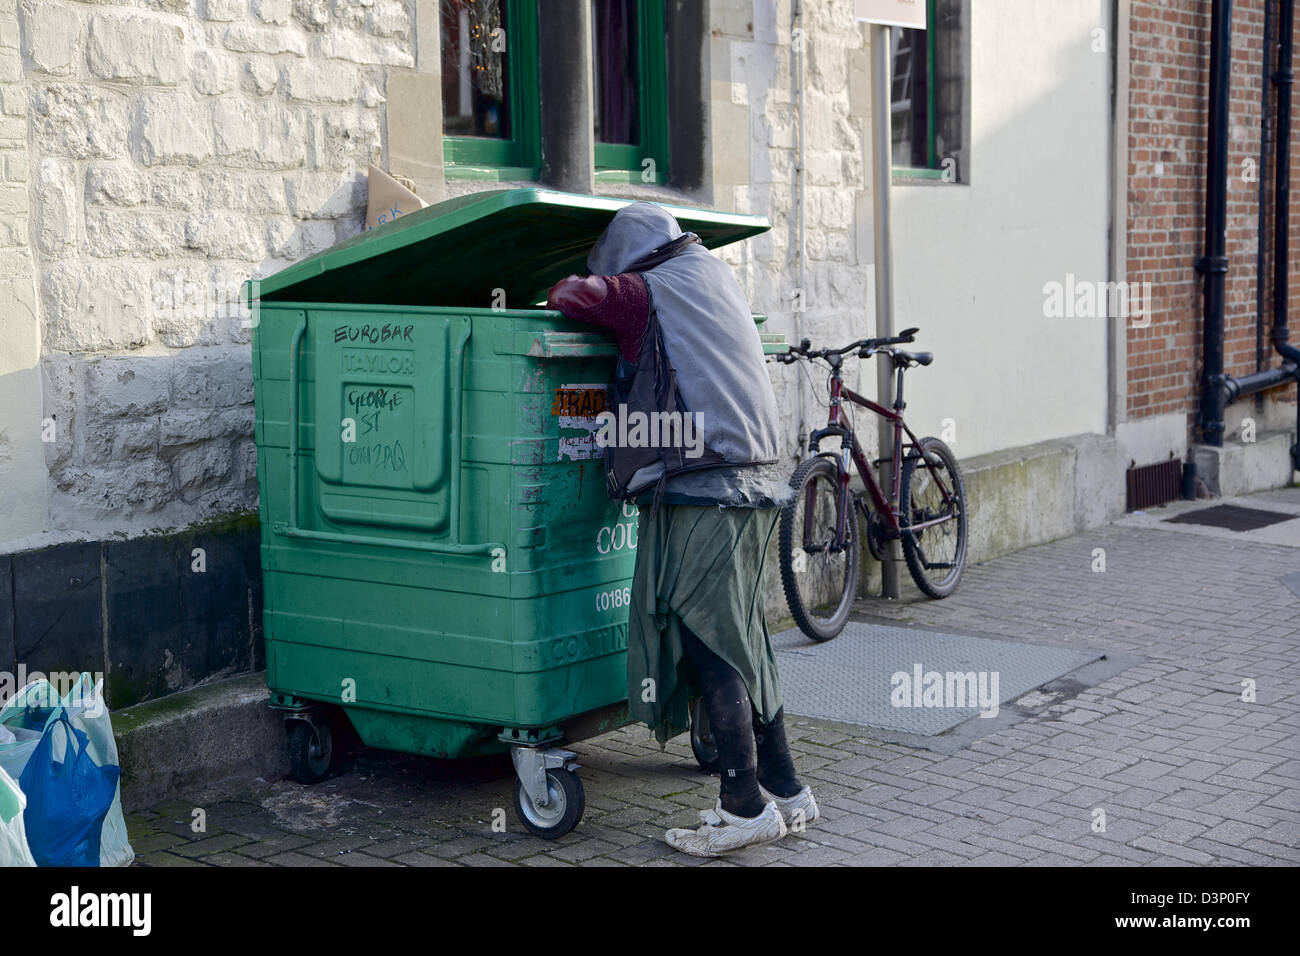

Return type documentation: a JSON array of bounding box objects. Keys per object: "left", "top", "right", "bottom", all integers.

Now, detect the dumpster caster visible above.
[
  {"left": 286, "top": 714, "right": 335, "bottom": 784},
  {"left": 510, "top": 746, "right": 584, "bottom": 840},
  {"left": 689, "top": 698, "right": 720, "bottom": 774}
]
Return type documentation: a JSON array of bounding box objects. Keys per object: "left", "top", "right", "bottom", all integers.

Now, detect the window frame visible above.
[
  {"left": 441, "top": 0, "right": 541, "bottom": 180},
  {"left": 891, "top": 0, "right": 944, "bottom": 181},
  {"left": 593, "top": 0, "right": 669, "bottom": 184}
]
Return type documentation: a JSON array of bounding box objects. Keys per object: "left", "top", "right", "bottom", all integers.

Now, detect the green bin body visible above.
[{"left": 249, "top": 189, "right": 777, "bottom": 761}]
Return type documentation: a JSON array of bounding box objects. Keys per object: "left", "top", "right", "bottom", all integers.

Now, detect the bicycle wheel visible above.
[
  {"left": 779, "top": 456, "right": 860, "bottom": 641},
  {"left": 899, "top": 437, "right": 967, "bottom": 598}
]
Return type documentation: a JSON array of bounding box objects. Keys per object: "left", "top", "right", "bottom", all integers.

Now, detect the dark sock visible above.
[
  {"left": 718, "top": 765, "right": 764, "bottom": 819},
  {"left": 753, "top": 707, "right": 803, "bottom": 798},
  {"left": 681, "top": 626, "right": 766, "bottom": 819}
]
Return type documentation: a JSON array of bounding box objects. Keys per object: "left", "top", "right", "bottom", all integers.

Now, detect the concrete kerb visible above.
[{"left": 113, "top": 671, "right": 287, "bottom": 809}]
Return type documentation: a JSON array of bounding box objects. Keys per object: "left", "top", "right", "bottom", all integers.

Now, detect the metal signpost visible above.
[{"left": 855, "top": 0, "right": 925, "bottom": 599}]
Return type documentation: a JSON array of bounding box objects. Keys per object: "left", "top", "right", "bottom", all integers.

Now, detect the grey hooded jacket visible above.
[{"left": 587, "top": 202, "right": 793, "bottom": 508}]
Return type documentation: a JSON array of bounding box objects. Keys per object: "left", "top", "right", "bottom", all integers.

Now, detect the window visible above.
[
  {"left": 890, "top": 0, "right": 967, "bottom": 182},
  {"left": 441, "top": 0, "right": 539, "bottom": 178},
  {"left": 890, "top": 26, "right": 932, "bottom": 169},
  {"left": 592, "top": 0, "right": 669, "bottom": 183}
]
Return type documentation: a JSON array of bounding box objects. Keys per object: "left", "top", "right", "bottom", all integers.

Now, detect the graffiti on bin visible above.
[{"left": 341, "top": 384, "right": 413, "bottom": 481}]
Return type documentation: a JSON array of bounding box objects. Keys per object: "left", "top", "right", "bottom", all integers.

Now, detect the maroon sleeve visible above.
[{"left": 546, "top": 272, "right": 650, "bottom": 363}]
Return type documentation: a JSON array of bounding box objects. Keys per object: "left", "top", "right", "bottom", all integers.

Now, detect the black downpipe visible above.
[
  {"left": 1197, "top": 0, "right": 1233, "bottom": 447},
  {"left": 1273, "top": 0, "right": 1300, "bottom": 469},
  {"left": 1210, "top": 0, "right": 1300, "bottom": 468},
  {"left": 1256, "top": 0, "right": 1274, "bottom": 387}
]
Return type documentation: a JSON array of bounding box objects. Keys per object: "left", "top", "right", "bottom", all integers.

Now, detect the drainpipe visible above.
[
  {"left": 870, "top": 23, "right": 901, "bottom": 601},
  {"left": 793, "top": 1, "right": 809, "bottom": 457},
  {"left": 1255, "top": 0, "right": 1274, "bottom": 393},
  {"left": 1196, "top": 0, "right": 1232, "bottom": 448},
  {"left": 1225, "top": 0, "right": 1300, "bottom": 470},
  {"left": 1221, "top": 0, "right": 1300, "bottom": 471},
  {"left": 1271, "top": 0, "right": 1300, "bottom": 469}
]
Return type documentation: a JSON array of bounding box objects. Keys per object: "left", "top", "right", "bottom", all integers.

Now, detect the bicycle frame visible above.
[{"left": 804, "top": 358, "right": 957, "bottom": 549}]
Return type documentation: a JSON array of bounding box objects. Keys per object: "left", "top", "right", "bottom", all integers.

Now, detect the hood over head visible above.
[{"left": 587, "top": 202, "right": 684, "bottom": 275}]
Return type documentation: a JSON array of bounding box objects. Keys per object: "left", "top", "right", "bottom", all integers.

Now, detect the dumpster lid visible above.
[{"left": 253, "top": 188, "right": 771, "bottom": 309}]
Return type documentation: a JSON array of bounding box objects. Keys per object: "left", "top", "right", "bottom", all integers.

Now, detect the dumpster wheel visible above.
[
  {"left": 513, "top": 770, "right": 584, "bottom": 839},
  {"left": 510, "top": 746, "right": 584, "bottom": 839},
  {"left": 286, "top": 715, "right": 335, "bottom": 784}
]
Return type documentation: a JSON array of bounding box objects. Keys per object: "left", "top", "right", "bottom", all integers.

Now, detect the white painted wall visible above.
[
  {"left": 890, "top": 0, "right": 1112, "bottom": 458},
  {"left": 707, "top": 0, "right": 1112, "bottom": 471},
  {"left": 0, "top": 1, "right": 46, "bottom": 542}
]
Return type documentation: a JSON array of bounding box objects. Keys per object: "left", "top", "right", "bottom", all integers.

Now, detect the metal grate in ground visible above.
[
  {"left": 1164, "top": 503, "right": 1297, "bottom": 531},
  {"left": 770, "top": 621, "right": 1101, "bottom": 736}
]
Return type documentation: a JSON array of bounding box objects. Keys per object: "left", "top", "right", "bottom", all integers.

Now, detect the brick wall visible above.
[
  {"left": 1127, "top": 0, "right": 1299, "bottom": 432},
  {"left": 18, "top": 0, "right": 413, "bottom": 535}
]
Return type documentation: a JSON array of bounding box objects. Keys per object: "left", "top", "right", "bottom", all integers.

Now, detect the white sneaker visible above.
[
  {"left": 760, "top": 784, "right": 820, "bottom": 830},
  {"left": 699, "top": 785, "right": 820, "bottom": 830},
  {"left": 666, "top": 801, "right": 787, "bottom": 857}
]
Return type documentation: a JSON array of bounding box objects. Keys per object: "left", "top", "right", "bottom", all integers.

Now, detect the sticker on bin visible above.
[{"left": 552, "top": 384, "right": 608, "bottom": 462}]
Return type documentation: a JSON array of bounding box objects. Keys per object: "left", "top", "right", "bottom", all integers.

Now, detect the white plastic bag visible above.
[
  {"left": 0, "top": 725, "right": 41, "bottom": 783},
  {"left": 0, "top": 679, "right": 55, "bottom": 784},
  {"left": 60, "top": 675, "right": 134, "bottom": 868},
  {"left": 0, "top": 764, "right": 36, "bottom": 867},
  {"left": 0, "top": 678, "right": 60, "bottom": 730}
]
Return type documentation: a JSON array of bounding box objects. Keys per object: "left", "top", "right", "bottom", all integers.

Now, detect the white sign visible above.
[{"left": 854, "top": 0, "right": 926, "bottom": 29}]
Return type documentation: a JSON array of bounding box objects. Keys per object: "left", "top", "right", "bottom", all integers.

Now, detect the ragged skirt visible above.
[{"left": 626, "top": 503, "right": 783, "bottom": 746}]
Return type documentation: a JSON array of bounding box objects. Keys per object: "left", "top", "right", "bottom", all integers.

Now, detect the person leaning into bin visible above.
[{"left": 546, "top": 202, "right": 818, "bottom": 857}]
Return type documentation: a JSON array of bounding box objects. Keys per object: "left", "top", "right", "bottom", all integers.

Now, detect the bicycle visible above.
[{"left": 773, "top": 327, "right": 968, "bottom": 641}]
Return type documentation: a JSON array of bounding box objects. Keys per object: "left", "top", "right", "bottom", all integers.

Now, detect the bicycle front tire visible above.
[{"left": 779, "top": 456, "right": 860, "bottom": 641}]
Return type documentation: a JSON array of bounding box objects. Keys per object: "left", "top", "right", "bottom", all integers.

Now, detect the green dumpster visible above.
[{"left": 249, "top": 188, "right": 780, "bottom": 837}]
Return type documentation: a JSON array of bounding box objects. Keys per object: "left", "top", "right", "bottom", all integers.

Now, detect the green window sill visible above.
[
  {"left": 444, "top": 165, "right": 540, "bottom": 182},
  {"left": 891, "top": 166, "right": 949, "bottom": 182},
  {"left": 594, "top": 168, "right": 663, "bottom": 185}
]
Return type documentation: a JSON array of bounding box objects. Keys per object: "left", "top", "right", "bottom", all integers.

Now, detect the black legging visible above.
[{"left": 681, "top": 625, "right": 802, "bottom": 818}]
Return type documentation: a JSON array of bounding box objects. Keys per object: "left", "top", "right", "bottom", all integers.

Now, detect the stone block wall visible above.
[
  {"left": 706, "top": 0, "right": 875, "bottom": 466},
  {"left": 11, "top": 0, "right": 414, "bottom": 538}
]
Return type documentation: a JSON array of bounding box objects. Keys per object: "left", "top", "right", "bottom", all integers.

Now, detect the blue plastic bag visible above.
[
  {"left": 2, "top": 676, "right": 135, "bottom": 866},
  {"left": 19, "top": 712, "right": 120, "bottom": 867}
]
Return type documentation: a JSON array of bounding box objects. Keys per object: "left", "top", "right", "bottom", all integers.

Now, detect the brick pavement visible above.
[{"left": 128, "top": 491, "right": 1300, "bottom": 866}]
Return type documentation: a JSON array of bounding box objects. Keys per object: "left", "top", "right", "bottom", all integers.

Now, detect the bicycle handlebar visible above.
[{"left": 773, "top": 327, "right": 919, "bottom": 364}]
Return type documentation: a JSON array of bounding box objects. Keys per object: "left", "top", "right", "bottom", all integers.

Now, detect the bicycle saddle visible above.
[{"left": 894, "top": 349, "right": 934, "bottom": 367}]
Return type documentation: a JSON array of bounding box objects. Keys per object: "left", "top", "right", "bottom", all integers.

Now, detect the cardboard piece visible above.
[{"left": 366, "top": 164, "right": 427, "bottom": 232}]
